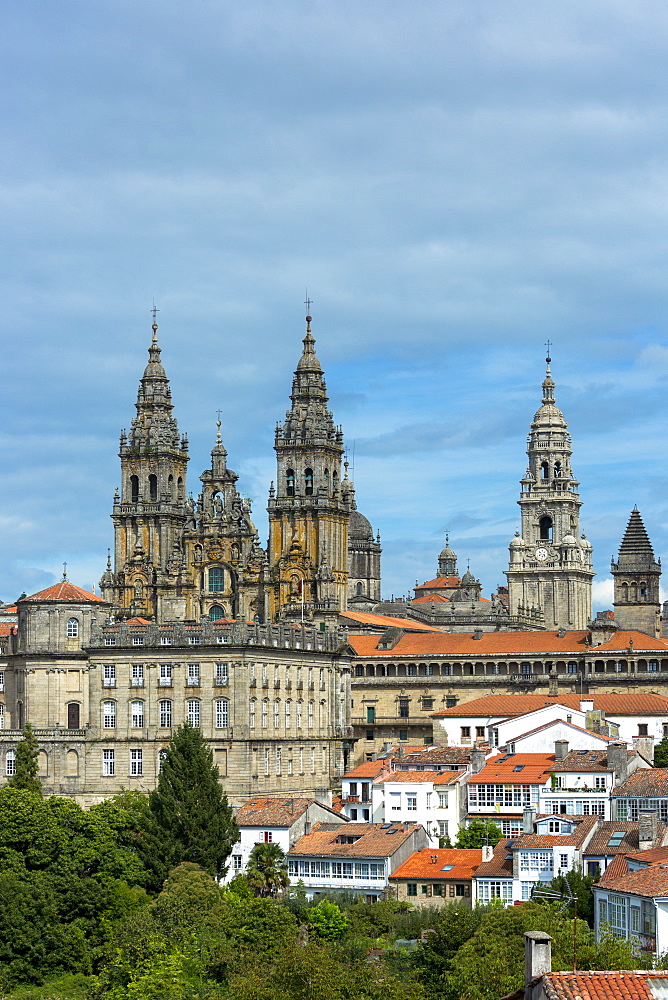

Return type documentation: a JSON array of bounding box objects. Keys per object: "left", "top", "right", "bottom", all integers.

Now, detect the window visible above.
[
  {"left": 105, "top": 636, "right": 117, "bottom": 646},
  {"left": 187, "top": 699, "right": 200, "bottom": 727},
  {"left": 595, "top": 776, "right": 606, "bottom": 790},
  {"left": 132, "top": 636, "right": 144, "bottom": 646},
  {"left": 608, "top": 894, "right": 627, "bottom": 935},
  {"left": 103, "top": 749, "right": 115, "bottom": 776},
  {"left": 422, "top": 698, "right": 434, "bottom": 710},
  {"left": 159, "top": 699, "right": 172, "bottom": 728},
  {"left": 274, "top": 699, "right": 280, "bottom": 728},
  {"left": 215, "top": 663, "right": 228, "bottom": 685},
  {"left": 103, "top": 700, "right": 116, "bottom": 729},
  {"left": 366, "top": 729, "right": 374, "bottom": 740},
  {"left": 6, "top": 749, "right": 15, "bottom": 776},
  {"left": 187, "top": 663, "right": 200, "bottom": 685},
  {"left": 286, "top": 469, "right": 295, "bottom": 497},
  {"left": 539, "top": 516, "right": 553, "bottom": 541},
  {"left": 305, "top": 468, "right": 313, "bottom": 495},
  {"left": 250, "top": 700, "right": 256, "bottom": 728},
  {"left": 296, "top": 701, "right": 302, "bottom": 728},
  {"left": 233, "top": 855, "right": 242, "bottom": 871},
  {"left": 399, "top": 729, "right": 408, "bottom": 742},
  {"left": 438, "top": 792, "right": 448, "bottom": 809},
  {"left": 285, "top": 701, "right": 291, "bottom": 727},
  {"left": 161, "top": 636, "right": 172, "bottom": 646},
  {"left": 103, "top": 663, "right": 116, "bottom": 686},
  {"left": 209, "top": 605, "right": 225, "bottom": 621},
  {"left": 648, "top": 661, "right": 658, "bottom": 673},
  {"left": 308, "top": 701, "right": 314, "bottom": 728},
  {"left": 476, "top": 726, "right": 485, "bottom": 738},
  {"left": 67, "top": 618, "right": 79, "bottom": 637},
  {"left": 131, "top": 663, "right": 144, "bottom": 685},
  {"left": 262, "top": 700, "right": 268, "bottom": 728},
  {"left": 209, "top": 567, "right": 224, "bottom": 592},
  {"left": 276, "top": 748, "right": 281, "bottom": 775},
  {"left": 148, "top": 473, "right": 157, "bottom": 501},
  {"left": 367, "top": 706, "right": 376, "bottom": 724},
  {"left": 350, "top": 808, "right": 358, "bottom": 820},
  {"left": 399, "top": 699, "right": 409, "bottom": 718},
  {"left": 390, "top": 792, "right": 401, "bottom": 812},
  {"left": 159, "top": 663, "right": 172, "bottom": 685},
  {"left": 67, "top": 702, "right": 80, "bottom": 729},
  {"left": 407, "top": 666, "right": 416, "bottom": 676},
  {"left": 567, "top": 661, "right": 578, "bottom": 674},
  {"left": 407, "top": 883, "right": 417, "bottom": 897},
  {"left": 406, "top": 795, "right": 417, "bottom": 811},
  {"left": 446, "top": 696, "right": 457, "bottom": 708},
  {"left": 438, "top": 821, "right": 449, "bottom": 836},
  {"left": 638, "top": 724, "right": 649, "bottom": 736},
  {"left": 131, "top": 749, "right": 143, "bottom": 776},
  {"left": 559, "top": 853, "right": 569, "bottom": 870},
  {"left": 130, "top": 474, "right": 139, "bottom": 502},
  {"left": 216, "top": 699, "right": 229, "bottom": 729},
  {"left": 461, "top": 727, "right": 471, "bottom": 740},
  {"left": 521, "top": 663, "right": 532, "bottom": 676},
  {"left": 131, "top": 700, "right": 144, "bottom": 728},
  {"left": 478, "top": 881, "right": 513, "bottom": 902}
]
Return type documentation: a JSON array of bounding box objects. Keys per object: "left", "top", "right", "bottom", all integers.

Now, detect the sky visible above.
[{"left": 2, "top": 0, "right": 668, "bottom": 611}]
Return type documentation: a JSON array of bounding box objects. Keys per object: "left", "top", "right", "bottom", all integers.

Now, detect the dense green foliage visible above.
[
  {"left": 245, "top": 842, "right": 290, "bottom": 897},
  {"left": 139, "top": 724, "right": 238, "bottom": 891},
  {"left": 7, "top": 723, "right": 42, "bottom": 794},
  {"left": 454, "top": 818, "right": 503, "bottom": 848},
  {"left": 654, "top": 737, "right": 668, "bottom": 767}
]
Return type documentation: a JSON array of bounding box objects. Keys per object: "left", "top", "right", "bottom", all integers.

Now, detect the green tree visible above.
[
  {"left": 454, "top": 818, "right": 502, "bottom": 849},
  {"left": 306, "top": 899, "right": 349, "bottom": 941},
  {"left": 245, "top": 842, "right": 290, "bottom": 898},
  {"left": 139, "top": 724, "right": 238, "bottom": 890},
  {"left": 412, "top": 900, "right": 490, "bottom": 999},
  {"left": 654, "top": 738, "right": 668, "bottom": 768},
  {"left": 7, "top": 723, "right": 42, "bottom": 794},
  {"left": 540, "top": 868, "right": 599, "bottom": 927}
]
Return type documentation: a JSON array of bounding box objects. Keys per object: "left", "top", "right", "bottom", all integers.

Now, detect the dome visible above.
[
  {"left": 532, "top": 402, "right": 566, "bottom": 428},
  {"left": 349, "top": 509, "right": 373, "bottom": 540},
  {"left": 561, "top": 533, "right": 577, "bottom": 545},
  {"left": 581, "top": 536, "right": 592, "bottom": 550},
  {"left": 461, "top": 569, "right": 476, "bottom": 585},
  {"left": 439, "top": 543, "right": 456, "bottom": 561},
  {"left": 509, "top": 534, "right": 525, "bottom": 549}
]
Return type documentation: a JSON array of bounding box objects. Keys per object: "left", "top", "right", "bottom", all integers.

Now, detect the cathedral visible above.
[{"left": 99, "top": 314, "right": 381, "bottom": 626}]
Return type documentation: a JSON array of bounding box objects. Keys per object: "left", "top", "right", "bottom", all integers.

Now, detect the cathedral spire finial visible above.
[
  {"left": 216, "top": 409, "right": 222, "bottom": 445},
  {"left": 62, "top": 561, "right": 67, "bottom": 581},
  {"left": 541, "top": 343, "right": 556, "bottom": 405},
  {"left": 151, "top": 301, "right": 159, "bottom": 342}
]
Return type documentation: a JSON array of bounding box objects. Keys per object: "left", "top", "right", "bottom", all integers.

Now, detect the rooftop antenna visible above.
[{"left": 531, "top": 880, "right": 578, "bottom": 970}]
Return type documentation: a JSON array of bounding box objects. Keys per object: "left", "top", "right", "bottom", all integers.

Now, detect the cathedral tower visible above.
[
  {"left": 505, "top": 354, "right": 594, "bottom": 629},
  {"left": 101, "top": 318, "right": 191, "bottom": 619},
  {"left": 268, "top": 314, "right": 353, "bottom": 621},
  {"left": 612, "top": 508, "right": 661, "bottom": 636}
]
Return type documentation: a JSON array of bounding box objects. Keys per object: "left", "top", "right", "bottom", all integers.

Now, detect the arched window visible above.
[
  {"left": 332, "top": 470, "right": 338, "bottom": 490},
  {"left": 67, "top": 703, "right": 80, "bottom": 729},
  {"left": 541, "top": 462, "right": 549, "bottom": 480},
  {"left": 67, "top": 618, "right": 79, "bottom": 638},
  {"left": 38, "top": 750, "right": 48, "bottom": 777},
  {"left": 262, "top": 699, "right": 268, "bottom": 728},
  {"left": 249, "top": 699, "right": 256, "bottom": 729},
  {"left": 66, "top": 750, "right": 79, "bottom": 776},
  {"left": 305, "top": 468, "right": 314, "bottom": 495},
  {"left": 130, "top": 475, "right": 139, "bottom": 503},
  {"left": 356, "top": 582, "right": 363, "bottom": 596},
  {"left": 285, "top": 700, "right": 292, "bottom": 728},
  {"left": 148, "top": 474, "right": 157, "bottom": 501},
  {"left": 209, "top": 604, "right": 225, "bottom": 621},
  {"left": 324, "top": 468, "right": 330, "bottom": 492},
  {"left": 539, "top": 516, "right": 553, "bottom": 541},
  {"left": 554, "top": 461, "right": 562, "bottom": 478},
  {"left": 103, "top": 700, "right": 116, "bottom": 729},
  {"left": 209, "top": 567, "right": 225, "bottom": 592},
  {"left": 215, "top": 699, "right": 229, "bottom": 729},
  {"left": 131, "top": 700, "right": 144, "bottom": 728},
  {"left": 6, "top": 749, "right": 15, "bottom": 776},
  {"left": 168, "top": 474, "right": 174, "bottom": 500},
  {"left": 286, "top": 468, "right": 295, "bottom": 497},
  {"left": 274, "top": 699, "right": 280, "bottom": 727},
  {"left": 187, "top": 699, "right": 200, "bottom": 728}
]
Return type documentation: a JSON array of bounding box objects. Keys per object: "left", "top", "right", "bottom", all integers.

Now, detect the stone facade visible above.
[
  {"left": 506, "top": 355, "right": 594, "bottom": 629},
  {"left": 612, "top": 508, "right": 661, "bottom": 636}
]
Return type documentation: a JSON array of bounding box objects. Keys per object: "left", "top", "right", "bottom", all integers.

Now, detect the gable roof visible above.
[
  {"left": 390, "top": 848, "right": 482, "bottom": 881},
  {"left": 20, "top": 581, "right": 109, "bottom": 604},
  {"left": 235, "top": 797, "right": 344, "bottom": 828},
  {"left": 585, "top": 821, "right": 668, "bottom": 857},
  {"left": 511, "top": 719, "right": 614, "bottom": 747},
  {"left": 515, "top": 815, "right": 599, "bottom": 849},
  {"left": 432, "top": 693, "right": 668, "bottom": 719},
  {"left": 532, "top": 970, "right": 668, "bottom": 1000},
  {"left": 289, "top": 821, "right": 422, "bottom": 859},
  {"left": 551, "top": 749, "right": 618, "bottom": 773},
  {"left": 468, "top": 753, "right": 555, "bottom": 785},
  {"left": 611, "top": 769, "right": 668, "bottom": 798},
  {"left": 397, "top": 746, "right": 480, "bottom": 768},
  {"left": 597, "top": 856, "right": 668, "bottom": 897}
]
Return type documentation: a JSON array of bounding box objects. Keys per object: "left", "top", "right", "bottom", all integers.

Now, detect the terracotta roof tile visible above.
[
  {"left": 289, "top": 822, "right": 422, "bottom": 859},
  {"left": 596, "top": 856, "right": 668, "bottom": 896},
  {"left": 21, "top": 581, "right": 108, "bottom": 603},
  {"left": 431, "top": 692, "right": 668, "bottom": 718},
  {"left": 376, "top": 770, "right": 443, "bottom": 784},
  {"left": 411, "top": 593, "right": 450, "bottom": 603},
  {"left": 475, "top": 838, "right": 515, "bottom": 878},
  {"left": 414, "top": 577, "right": 461, "bottom": 590},
  {"left": 236, "top": 797, "right": 318, "bottom": 827},
  {"left": 339, "top": 611, "right": 443, "bottom": 632},
  {"left": 552, "top": 750, "right": 615, "bottom": 773},
  {"left": 585, "top": 822, "right": 668, "bottom": 857},
  {"left": 537, "top": 970, "right": 668, "bottom": 1000},
  {"left": 611, "top": 769, "right": 668, "bottom": 798},
  {"left": 467, "top": 753, "right": 555, "bottom": 785},
  {"left": 0, "top": 623, "right": 15, "bottom": 635},
  {"left": 516, "top": 816, "right": 598, "bottom": 849},
  {"left": 390, "top": 848, "right": 482, "bottom": 880}
]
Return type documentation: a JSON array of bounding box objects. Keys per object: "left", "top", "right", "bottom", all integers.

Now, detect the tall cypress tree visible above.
[
  {"left": 8, "top": 722, "right": 42, "bottom": 794},
  {"left": 141, "top": 723, "right": 238, "bottom": 891}
]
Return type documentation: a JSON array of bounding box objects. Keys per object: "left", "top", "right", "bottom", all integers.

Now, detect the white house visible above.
[
  {"left": 226, "top": 797, "right": 347, "bottom": 881},
  {"left": 287, "top": 821, "right": 430, "bottom": 901},
  {"left": 538, "top": 743, "right": 650, "bottom": 821},
  {"left": 372, "top": 768, "right": 467, "bottom": 845},
  {"left": 593, "top": 844, "right": 668, "bottom": 956}
]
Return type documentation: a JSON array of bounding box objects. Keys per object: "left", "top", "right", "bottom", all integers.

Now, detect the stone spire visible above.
[{"left": 612, "top": 508, "right": 661, "bottom": 636}]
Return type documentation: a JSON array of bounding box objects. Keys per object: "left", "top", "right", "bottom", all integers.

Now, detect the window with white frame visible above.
[
  {"left": 0, "top": 704, "right": 4, "bottom": 729},
  {"left": 438, "top": 791, "right": 448, "bottom": 808},
  {"left": 215, "top": 663, "right": 228, "bottom": 685},
  {"left": 187, "top": 699, "right": 200, "bottom": 727},
  {"left": 103, "top": 663, "right": 116, "bottom": 685},
  {"left": 159, "top": 699, "right": 172, "bottom": 728},
  {"left": 296, "top": 701, "right": 302, "bottom": 728},
  {"left": 6, "top": 749, "right": 15, "bottom": 775},
  {"left": 159, "top": 663, "right": 172, "bottom": 684},
  {"left": 161, "top": 636, "right": 172, "bottom": 646},
  {"left": 274, "top": 700, "right": 280, "bottom": 728},
  {"left": 131, "top": 749, "right": 143, "bottom": 776},
  {"left": 608, "top": 894, "right": 627, "bottom": 936},
  {"left": 215, "top": 699, "right": 228, "bottom": 729},
  {"left": 299, "top": 747, "right": 303, "bottom": 773},
  {"left": 311, "top": 747, "right": 316, "bottom": 773},
  {"left": 426, "top": 792, "right": 432, "bottom": 809},
  {"left": 438, "top": 821, "right": 448, "bottom": 836},
  {"left": 308, "top": 701, "right": 314, "bottom": 728},
  {"left": 131, "top": 700, "right": 144, "bottom": 728},
  {"left": 519, "top": 851, "right": 553, "bottom": 873},
  {"left": 264, "top": 748, "right": 270, "bottom": 776},
  {"left": 276, "top": 747, "right": 281, "bottom": 775},
  {"left": 103, "top": 749, "right": 115, "bottom": 776},
  {"left": 559, "top": 853, "right": 569, "bottom": 870},
  {"left": 103, "top": 700, "right": 116, "bottom": 729},
  {"left": 187, "top": 663, "right": 200, "bottom": 685},
  {"left": 478, "top": 880, "right": 512, "bottom": 902},
  {"left": 390, "top": 792, "right": 401, "bottom": 811},
  {"left": 104, "top": 636, "right": 116, "bottom": 646},
  {"left": 67, "top": 618, "right": 79, "bottom": 637},
  {"left": 595, "top": 776, "right": 606, "bottom": 790},
  {"left": 262, "top": 700, "right": 268, "bottom": 728},
  {"left": 285, "top": 700, "right": 291, "bottom": 727},
  {"left": 232, "top": 855, "right": 242, "bottom": 871},
  {"left": 249, "top": 700, "right": 256, "bottom": 728},
  {"left": 406, "top": 795, "right": 417, "bottom": 811},
  {"left": 132, "top": 636, "right": 144, "bottom": 646},
  {"left": 131, "top": 663, "right": 144, "bottom": 684}
]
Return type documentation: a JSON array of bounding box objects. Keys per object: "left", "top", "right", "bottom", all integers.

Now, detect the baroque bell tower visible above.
[
  {"left": 505, "top": 352, "right": 594, "bottom": 629},
  {"left": 268, "top": 313, "right": 354, "bottom": 621},
  {"left": 101, "top": 316, "right": 191, "bottom": 619}
]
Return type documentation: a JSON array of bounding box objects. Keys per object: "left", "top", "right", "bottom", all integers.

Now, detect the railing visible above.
[
  {"left": 89, "top": 619, "right": 349, "bottom": 653},
  {"left": 130, "top": 677, "right": 144, "bottom": 687}
]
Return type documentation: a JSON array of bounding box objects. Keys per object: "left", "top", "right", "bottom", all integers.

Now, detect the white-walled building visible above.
[
  {"left": 372, "top": 769, "right": 466, "bottom": 845},
  {"left": 593, "top": 845, "right": 668, "bottom": 956}
]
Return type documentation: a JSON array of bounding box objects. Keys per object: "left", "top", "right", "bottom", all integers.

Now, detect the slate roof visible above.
[
  {"left": 289, "top": 822, "right": 422, "bottom": 859},
  {"left": 20, "top": 581, "right": 108, "bottom": 603},
  {"left": 235, "top": 797, "right": 338, "bottom": 828},
  {"left": 390, "top": 848, "right": 482, "bottom": 881},
  {"left": 351, "top": 630, "right": 668, "bottom": 659},
  {"left": 432, "top": 693, "right": 668, "bottom": 719},
  {"left": 611, "top": 769, "right": 668, "bottom": 798},
  {"left": 585, "top": 821, "right": 668, "bottom": 857}
]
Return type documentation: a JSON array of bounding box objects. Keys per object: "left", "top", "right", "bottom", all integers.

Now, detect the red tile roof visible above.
[
  {"left": 585, "top": 822, "right": 668, "bottom": 857},
  {"left": 516, "top": 815, "right": 598, "bottom": 849},
  {"left": 475, "top": 838, "right": 515, "bottom": 878},
  {"left": 289, "top": 822, "right": 422, "bottom": 859},
  {"left": 235, "top": 797, "right": 344, "bottom": 828},
  {"left": 468, "top": 753, "right": 555, "bottom": 785},
  {"left": 551, "top": 749, "right": 616, "bottom": 773},
  {"left": 611, "top": 769, "right": 668, "bottom": 797},
  {"left": 432, "top": 693, "right": 668, "bottom": 718},
  {"left": 597, "top": 856, "right": 668, "bottom": 896},
  {"left": 0, "top": 623, "right": 15, "bottom": 635},
  {"left": 415, "top": 577, "right": 461, "bottom": 590},
  {"left": 535, "top": 971, "right": 668, "bottom": 1000},
  {"left": 20, "top": 581, "right": 108, "bottom": 604},
  {"left": 376, "top": 768, "right": 465, "bottom": 786},
  {"left": 412, "top": 593, "right": 450, "bottom": 603},
  {"left": 339, "top": 611, "right": 443, "bottom": 633},
  {"left": 342, "top": 747, "right": 426, "bottom": 780},
  {"left": 390, "top": 848, "right": 482, "bottom": 881},
  {"left": 349, "top": 629, "right": 668, "bottom": 658},
  {"left": 397, "top": 746, "right": 479, "bottom": 768}
]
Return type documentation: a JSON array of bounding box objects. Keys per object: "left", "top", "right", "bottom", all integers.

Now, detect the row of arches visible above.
[
  {"left": 129, "top": 474, "right": 185, "bottom": 504},
  {"left": 354, "top": 657, "right": 668, "bottom": 678},
  {"left": 285, "top": 467, "right": 338, "bottom": 498},
  {"left": 5, "top": 747, "right": 79, "bottom": 777}
]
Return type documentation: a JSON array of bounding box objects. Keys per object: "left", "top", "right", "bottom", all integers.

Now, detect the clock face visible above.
[{"left": 535, "top": 547, "right": 549, "bottom": 561}]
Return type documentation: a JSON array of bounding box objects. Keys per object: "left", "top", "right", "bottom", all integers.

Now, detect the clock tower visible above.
[{"left": 505, "top": 354, "right": 594, "bottom": 629}]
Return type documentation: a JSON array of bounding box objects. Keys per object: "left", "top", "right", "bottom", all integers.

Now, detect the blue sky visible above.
[{"left": 2, "top": 0, "right": 668, "bottom": 610}]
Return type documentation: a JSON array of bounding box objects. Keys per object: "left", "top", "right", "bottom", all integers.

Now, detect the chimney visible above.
[
  {"left": 524, "top": 931, "right": 552, "bottom": 994},
  {"left": 632, "top": 736, "right": 655, "bottom": 763},
  {"left": 554, "top": 740, "right": 569, "bottom": 762},
  {"left": 580, "top": 699, "right": 594, "bottom": 713},
  {"left": 482, "top": 844, "right": 494, "bottom": 862},
  {"left": 473, "top": 628, "right": 483, "bottom": 640},
  {"left": 471, "top": 747, "right": 486, "bottom": 774},
  {"left": 549, "top": 672, "right": 558, "bottom": 696},
  {"left": 639, "top": 808, "right": 659, "bottom": 851},
  {"left": 523, "top": 806, "right": 536, "bottom": 835},
  {"left": 607, "top": 743, "right": 628, "bottom": 786}
]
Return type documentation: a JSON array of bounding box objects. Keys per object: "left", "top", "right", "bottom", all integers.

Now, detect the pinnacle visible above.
[{"left": 617, "top": 508, "right": 656, "bottom": 562}]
